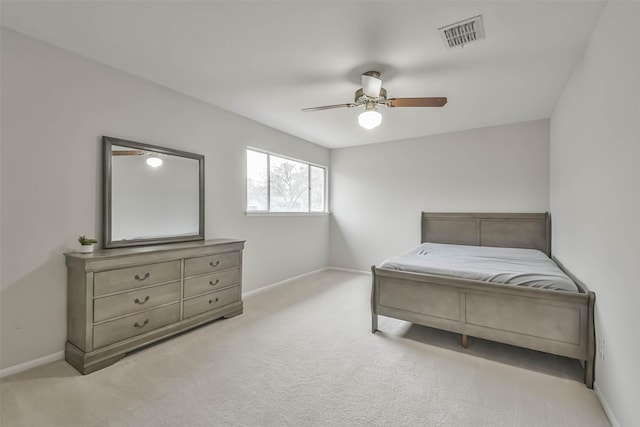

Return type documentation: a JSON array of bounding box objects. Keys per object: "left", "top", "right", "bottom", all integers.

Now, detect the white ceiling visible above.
[{"left": 1, "top": 1, "right": 605, "bottom": 149}]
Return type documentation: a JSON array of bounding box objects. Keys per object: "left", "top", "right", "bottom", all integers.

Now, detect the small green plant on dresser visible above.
[
  {"left": 78, "top": 235, "right": 98, "bottom": 253},
  {"left": 78, "top": 235, "right": 98, "bottom": 245}
]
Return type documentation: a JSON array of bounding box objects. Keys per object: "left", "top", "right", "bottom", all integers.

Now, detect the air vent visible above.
[{"left": 439, "top": 15, "right": 485, "bottom": 49}]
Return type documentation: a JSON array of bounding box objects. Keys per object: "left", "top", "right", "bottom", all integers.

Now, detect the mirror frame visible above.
[{"left": 103, "top": 136, "right": 205, "bottom": 249}]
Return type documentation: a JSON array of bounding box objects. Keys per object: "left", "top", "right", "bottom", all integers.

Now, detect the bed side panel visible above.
[
  {"left": 465, "top": 293, "right": 581, "bottom": 344},
  {"left": 378, "top": 278, "right": 460, "bottom": 321}
]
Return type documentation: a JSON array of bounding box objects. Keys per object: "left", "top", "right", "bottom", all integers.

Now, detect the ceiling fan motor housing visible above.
[
  {"left": 363, "top": 70, "right": 381, "bottom": 79},
  {"left": 354, "top": 87, "right": 387, "bottom": 104}
]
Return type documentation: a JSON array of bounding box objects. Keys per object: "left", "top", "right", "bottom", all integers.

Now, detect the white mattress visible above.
[{"left": 379, "top": 242, "right": 579, "bottom": 293}]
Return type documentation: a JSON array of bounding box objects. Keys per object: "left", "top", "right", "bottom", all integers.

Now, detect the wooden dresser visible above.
[{"left": 64, "top": 239, "right": 244, "bottom": 374}]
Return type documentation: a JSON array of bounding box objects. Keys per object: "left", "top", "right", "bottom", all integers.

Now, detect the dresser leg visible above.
[
  {"left": 461, "top": 334, "right": 468, "bottom": 348},
  {"left": 82, "top": 354, "right": 126, "bottom": 374},
  {"left": 65, "top": 343, "right": 126, "bottom": 375},
  {"left": 223, "top": 307, "right": 243, "bottom": 319}
]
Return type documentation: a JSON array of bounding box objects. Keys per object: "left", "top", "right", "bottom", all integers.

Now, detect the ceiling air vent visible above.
[{"left": 439, "top": 15, "right": 485, "bottom": 49}]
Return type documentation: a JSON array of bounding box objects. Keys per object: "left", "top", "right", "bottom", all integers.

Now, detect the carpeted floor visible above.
[{"left": 1, "top": 270, "right": 609, "bottom": 426}]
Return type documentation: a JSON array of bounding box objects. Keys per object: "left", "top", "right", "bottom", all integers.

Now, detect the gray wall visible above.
[
  {"left": 0, "top": 28, "right": 330, "bottom": 370},
  {"left": 550, "top": 3, "right": 640, "bottom": 426},
  {"left": 330, "top": 119, "right": 550, "bottom": 271}
]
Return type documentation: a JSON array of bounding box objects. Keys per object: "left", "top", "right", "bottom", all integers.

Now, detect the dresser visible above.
[{"left": 64, "top": 239, "right": 244, "bottom": 374}]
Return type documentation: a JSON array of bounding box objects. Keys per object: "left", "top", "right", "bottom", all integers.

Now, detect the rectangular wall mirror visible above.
[{"left": 103, "top": 136, "right": 204, "bottom": 248}]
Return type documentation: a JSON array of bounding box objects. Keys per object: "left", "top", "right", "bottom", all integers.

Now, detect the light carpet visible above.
[{"left": 1, "top": 270, "right": 609, "bottom": 426}]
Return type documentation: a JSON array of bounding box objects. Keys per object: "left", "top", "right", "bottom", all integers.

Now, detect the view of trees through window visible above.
[{"left": 246, "top": 149, "right": 326, "bottom": 213}]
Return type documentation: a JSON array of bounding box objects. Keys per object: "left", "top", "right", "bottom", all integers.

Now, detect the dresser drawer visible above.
[
  {"left": 184, "top": 252, "right": 240, "bottom": 277},
  {"left": 93, "top": 303, "right": 180, "bottom": 349},
  {"left": 183, "top": 286, "right": 241, "bottom": 319},
  {"left": 184, "top": 269, "right": 240, "bottom": 299},
  {"left": 93, "top": 281, "right": 181, "bottom": 323},
  {"left": 94, "top": 261, "right": 181, "bottom": 296}
]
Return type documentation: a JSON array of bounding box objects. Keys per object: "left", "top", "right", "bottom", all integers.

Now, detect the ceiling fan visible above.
[{"left": 302, "top": 71, "right": 447, "bottom": 129}]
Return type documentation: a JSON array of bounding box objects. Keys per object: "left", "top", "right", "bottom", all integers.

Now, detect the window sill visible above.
[{"left": 245, "top": 211, "right": 330, "bottom": 217}]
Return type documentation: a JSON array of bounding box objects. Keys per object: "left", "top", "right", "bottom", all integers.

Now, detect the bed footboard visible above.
[{"left": 371, "top": 266, "right": 595, "bottom": 388}]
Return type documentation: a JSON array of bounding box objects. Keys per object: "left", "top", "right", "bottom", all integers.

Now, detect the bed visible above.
[{"left": 371, "top": 212, "right": 595, "bottom": 388}]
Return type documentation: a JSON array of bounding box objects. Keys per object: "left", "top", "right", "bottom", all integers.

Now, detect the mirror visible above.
[{"left": 103, "top": 136, "right": 204, "bottom": 248}]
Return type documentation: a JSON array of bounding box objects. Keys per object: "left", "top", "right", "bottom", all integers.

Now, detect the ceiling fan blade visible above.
[
  {"left": 361, "top": 71, "right": 382, "bottom": 98},
  {"left": 387, "top": 97, "right": 448, "bottom": 108},
  {"left": 302, "top": 103, "right": 356, "bottom": 112}
]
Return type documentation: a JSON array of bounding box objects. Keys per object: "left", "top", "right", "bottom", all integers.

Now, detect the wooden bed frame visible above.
[{"left": 371, "top": 212, "right": 595, "bottom": 388}]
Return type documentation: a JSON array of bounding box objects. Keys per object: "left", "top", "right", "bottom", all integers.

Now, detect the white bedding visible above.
[{"left": 379, "top": 242, "right": 579, "bottom": 293}]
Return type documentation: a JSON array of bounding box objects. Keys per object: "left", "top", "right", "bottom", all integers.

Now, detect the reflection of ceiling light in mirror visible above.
[{"left": 146, "top": 157, "right": 163, "bottom": 168}]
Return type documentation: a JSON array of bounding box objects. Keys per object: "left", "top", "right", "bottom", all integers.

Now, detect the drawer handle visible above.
[
  {"left": 133, "top": 319, "right": 149, "bottom": 328},
  {"left": 134, "top": 272, "right": 150, "bottom": 281},
  {"left": 208, "top": 297, "right": 219, "bottom": 304},
  {"left": 134, "top": 296, "right": 150, "bottom": 305},
  {"left": 209, "top": 279, "right": 220, "bottom": 286},
  {"left": 209, "top": 260, "right": 220, "bottom": 268}
]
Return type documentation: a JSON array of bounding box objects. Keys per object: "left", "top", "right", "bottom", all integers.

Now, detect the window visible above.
[{"left": 246, "top": 149, "right": 327, "bottom": 213}]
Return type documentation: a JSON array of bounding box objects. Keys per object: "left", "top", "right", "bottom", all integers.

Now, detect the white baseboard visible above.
[
  {"left": 0, "top": 351, "right": 65, "bottom": 379},
  {"left": 243, "top": 267, "right": 330, "bottom": 297},
  {"left": 594, "top": 381, "right": 620, "bottom": 427},
  {"left": 243, "top": 266, "right": 375, "bottom": 298},
  {"left": 328, "top": 267, "right": 371, "bottom": 275}
]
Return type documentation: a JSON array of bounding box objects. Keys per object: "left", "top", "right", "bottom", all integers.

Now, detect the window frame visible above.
[{"left": 245, "top": 147, "right": 329, "bottom": 215}]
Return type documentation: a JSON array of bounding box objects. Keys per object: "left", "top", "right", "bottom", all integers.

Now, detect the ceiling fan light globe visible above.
[
  {"left": 358, "top": 110, "right": 382, "bottom": 130},
  {"left": 146, "top": 157, "right": 163, "bottom": 168}
]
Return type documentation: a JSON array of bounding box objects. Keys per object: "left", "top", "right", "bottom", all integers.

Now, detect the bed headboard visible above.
[{"left": 421, "top": 212, "right": 551, "bottom": 256}]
